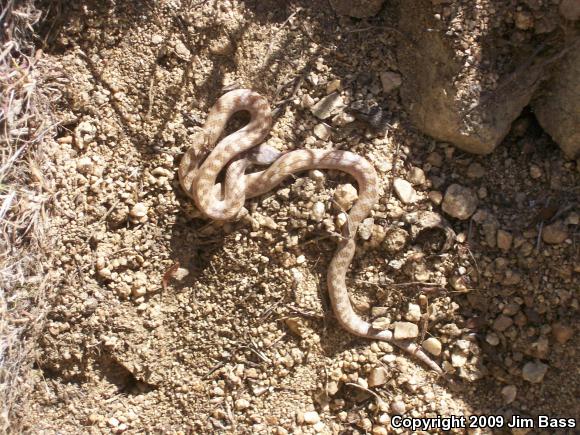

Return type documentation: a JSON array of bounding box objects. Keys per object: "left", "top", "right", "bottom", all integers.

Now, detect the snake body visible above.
[{"left": 179, "top": 89, "right": 442, "bottom": 374}]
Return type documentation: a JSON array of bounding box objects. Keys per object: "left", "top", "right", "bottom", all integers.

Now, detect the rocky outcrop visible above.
[{"left": 532, "top": 42, "right": 580, "bottom": 159}]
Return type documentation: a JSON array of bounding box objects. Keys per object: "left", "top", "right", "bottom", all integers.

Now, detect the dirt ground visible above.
[{"left": 19, "top": 0, "right": 578, "bottom": 433}]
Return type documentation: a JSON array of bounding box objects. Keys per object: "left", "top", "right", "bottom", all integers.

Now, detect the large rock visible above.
[
  {"left": 397, "top": 0, "right": 542, "bottom": 155},
  {"left": 532, "top": 45, "right": 580, "bottom": 159},
  {"left": 329, "top": 0, "right": 384, "bottom": 18}
]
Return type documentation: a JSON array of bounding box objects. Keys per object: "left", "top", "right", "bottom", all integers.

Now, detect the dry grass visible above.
[{"left": 0, "top": 0, "right": 57, "bottom": 431}]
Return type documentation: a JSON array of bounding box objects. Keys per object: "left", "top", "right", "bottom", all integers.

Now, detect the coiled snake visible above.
[{"left": 179, "top": 89, "right": 442, "bottom": 374}]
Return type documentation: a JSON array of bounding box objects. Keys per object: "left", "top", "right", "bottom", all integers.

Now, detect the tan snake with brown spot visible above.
[{"left": 179, "top": 89, "right": 442, "bottom": 374}]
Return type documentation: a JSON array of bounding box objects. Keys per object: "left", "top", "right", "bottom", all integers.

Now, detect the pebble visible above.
[
  {"left": 493, "top": 315, "right": 513, "bottom": 332},
  {"left": 358, "top": 218, "right": 374, "bottom": 240},
  {"left": 521, "top": 361, "right": 548, "bottom": 383},
  {"left": 390, "top": 400, "right": 406, "bottom": 415},
  {"left": 551, "top": 323, "right": 573, "bottom": 344},
  {"left": 367, "top": 367, "right": 388, "bottom": 387},
  {"left": 449, "top": 275, "right": 469, "bottom": 292},
  {"left": 311, "top": 92, "right": 345, "bottom": 120},
  {"left": 313, "top": 123, "right": 332, "bottom": 140},
  {"left": 383, "top": 228, "right": 408, "bottom": 253},
  {"left": 501, "top": 385, "right": 517, "bottom": 404},
  {"left": 393, "top": 178, "right": 417, "bottom": 204},
  {"left": 529, "top": 164, "right": 543, "bottom": 179},
  {"left": 466, "top": 162, "right": 486, "bottom": 179},
  {"left": 497, "top": 229, "right": 513, "bottom": 251},
  {"left": 429, "top": 191, "right": 443, "bottom": 205},
  {"left": 407, "top": 166, "right": 426, "bottom": 185},
  {"left": 542, "top": 222, "right": 568, "bottom": 244},
  {"left": 151, "top": 34, "right": 163, "bottom": 44},
  {"left": 309, "top": 169, "right": 325, "bottom": 184},
  {"left": 334, "top": 184, "right": 358, "bottom": 210},
  {"left": 336, "top": 212, "right": 348, "bottom": 229},
  {"left": 393, "top": 322, "right": 419, "bottom": 340},
  {"left": 442, "top": 184, "right": 478, "bottom": 220},
  {"left": 74, "top": 121, "right": 97, "bottom": 150},
  {"left": 174, "top": 39, "right": 191, "bottom": 60},
  {"left": 311, "top": 201, "right": 326, "bottom": 222},
  {"left": 451, "top": 351, "right": 467, "bottom": 367},
  {"left": 235, "top": 398, "right": 250, "bottom": 411},
  {"left": 76, "top": 156, "right": 94, "bottom": 174},
  {"left": 372, "top": 426, "right": 388, "bottom": 435},
  {"left": 379, "top": 71, "right": 402, "bottom": 93},
  {"left": 405, "top": 303, "right": 421, "bottom": 322},
  {"left": 422, "top": 337, "right": 442, "bottom": 356},
  {"left": 326, "top": 79, "right": 342, "bottom": 94},
  {"left": 302, "top": 411, "right": 320, "bottom": 425},
  {"left": 130, "top": 203, "right": 148, "bottom": 218}
]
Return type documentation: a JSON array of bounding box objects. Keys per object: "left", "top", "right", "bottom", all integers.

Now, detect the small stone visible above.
[
  {"left": 332, "top": 111, "right": 355, "bottom": 126},
  {"left": 174, "top": 40, "right": 191, "bottom": 60},
  {"left": 497, "top": 230, "right": 513, "bottom": 251},
  {"left": 372, "top": 426, "right": 388, "bottom": 435},
  {"left": 529, "top": 164, "right": 543, "bottom": 179},
  {"left": 309, "top": 169, "right": 325, "bottom": 183},
  {"left": 442, "top": 184, "right": 478, "bottom": 220},
  {"left": 405, "top": 303, "right": 421, "bottom": 322},
  {"left": 542, "top": 222, "right": 568, "bottom": 244},
  {"left": 302, "top": 411, "right": 320, "bottom": 425},
  {"left": 551, "top": 323, "right": 573, "bottom": 344},
  {"left": 466, "top": 162, "right": 486, "bottom": 179},
  {"left": 367, "top": 367, "right": 388, "bottom": 387},
  {"left": 74, "top": 121, "right": 97, "bottom": 150},
  {"left": 449, "top": 275, "right": 469, "bottom": 292},
  {"left": 515, "top": 10, "right": 534, "bottom": 30},
  {"left": 313, "top": 123, "right": 332, "bottom": 141},
  {"left": 379, "top": 71, "right": 402, "bottom": 93},
  {"left": 301, "top": 94, "right": 315, "bottom": 108},
  {"left": 235, "top": 398, "right": 250, "bottom": 411},
  {"left": 76, "top": 156, "right": 94, "bottom": 174},
  {"left": 393, "top": 178, "right": 417, "bottom": 204},
  {"left": 493, "top": 315, "right": 513, "bottom": 332},
  {"left": 451, "top": 351, "right": 467, "bottom": 367},
  {"left": 393, "top": 322, "right": 419, "bottom": 340},
  {"left": 372, "top": 317, "right": 391, "bottom": 330},
  {"left": 390, "top": 400, "right": 406, "bottom": 415},
  {"left": 311, "top": 92, "right": 345, "bottom": 120},
  {"left": 334, "top": 184, "right": 358, "bottom": 210},
  {"left": 358, "top": 218, "right": 374, "bottom": 240},
  {"left": 429, "top": 191, "right": 443, "bottom": 205},
  {"left": 130, "top": 203, "right": 148, "bottom": 218},
  {"left": 383, "top": 227, "right": 408, "bottom": 253},
  {"left": 501, "top": 385, "right": 517, "bottom": 404},
  {"left": 336, "top": 212, "right": 348, "bottom": 229},
  {"left": 521, "top": 361, "right": 548, "bottom": 383},
  {"left": 311, "top": 201, "right": 326, "bottom": 222},
  {"left": 326, "top": 79, "right": 342, "bottom": 94},
  {"left": 422, "top": 337, "right": 442, "bottom": 356},
  {"left": 407, "top": 167, "right": 426, "bottom": 186},
  {"left": 151, "top": 34, "right": 163, "bottom": 44},
  {"left": 108, "top": 417, "right": 120, "bottom": 427}
]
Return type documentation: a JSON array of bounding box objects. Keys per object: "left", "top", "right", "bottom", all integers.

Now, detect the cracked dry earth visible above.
[{"left": 27, "top": 0, "right": 578, "bottom": 434}]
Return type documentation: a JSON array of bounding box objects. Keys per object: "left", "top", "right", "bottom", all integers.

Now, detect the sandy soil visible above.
[{"left": 21, "top": 0, "right": 578, "bottom": 433}]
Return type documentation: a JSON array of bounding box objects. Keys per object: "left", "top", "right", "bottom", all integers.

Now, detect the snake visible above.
[{"left": 179, "top": 89, "right": 442, "bottom": 374}]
